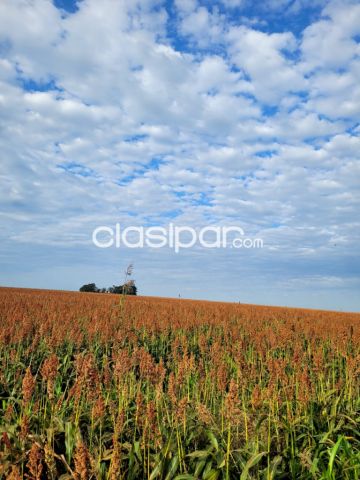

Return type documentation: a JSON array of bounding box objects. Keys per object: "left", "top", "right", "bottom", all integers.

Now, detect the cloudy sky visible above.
[{"left": 0, "top": 0, "right": 359, "bottom": 311}]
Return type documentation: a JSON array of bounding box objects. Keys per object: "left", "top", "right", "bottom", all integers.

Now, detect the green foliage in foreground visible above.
[{"left": 0, "top": 326, "right": 359, "bottom": 479}]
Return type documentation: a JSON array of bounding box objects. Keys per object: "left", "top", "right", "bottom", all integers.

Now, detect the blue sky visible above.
[{"left": 0, "top": 0, "right": 359, "bottom": 310}]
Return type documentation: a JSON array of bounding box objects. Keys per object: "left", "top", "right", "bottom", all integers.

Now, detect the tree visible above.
[
  {"left": 108, "top": 281, "right": 137, "bottom": 295},
  {"left": 109, "top": 285, "right": 122, "bottom": 294},
  {"left": 79, "top": 280, "right": 137, "bottom": 295},
  {"left": 123, "top": 280, "right": 137, "bottom": 295},
  {"left": 79, "top": 283, "right": 98, "bottom": 293}
]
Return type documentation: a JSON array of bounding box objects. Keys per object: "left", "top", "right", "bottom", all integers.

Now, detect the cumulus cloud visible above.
[
  {"left": 301, "top": 1, "right": 360, "bottom": 71},
  {"left": 227, "top": 27, "right": 304, "bottom": 104}
]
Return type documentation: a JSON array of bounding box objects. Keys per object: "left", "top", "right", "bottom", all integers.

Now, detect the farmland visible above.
[{"left": 0, "top": 287, "right": 359, "bottom": 479}]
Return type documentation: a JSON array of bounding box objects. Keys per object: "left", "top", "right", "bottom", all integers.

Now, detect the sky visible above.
[{"left": 0, "top": 0, "right": 359, "bottom": 311}]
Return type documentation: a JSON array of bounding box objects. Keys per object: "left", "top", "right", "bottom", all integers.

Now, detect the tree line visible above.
[{"left": 79, "top": 280, "right": 137, "bottom": 295}]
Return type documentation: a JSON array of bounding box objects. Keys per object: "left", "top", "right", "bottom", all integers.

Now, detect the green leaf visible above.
[
  {"left": 149, "top": 460, "right": 163, "bottom": 480},
  {"left": 173, "top": 475, "right": 196, "bottom": 480},
  {"left": 203, "top": 469, "right": 220, "bottom": 480},
  {"left": 187, "top": 450, "right": 211, "bottom": 459},
  {"left": 133, "top": 440, "right": 142, "bottom": 462},
  {"left": 328, "top": 436, "right": 343, "bottom": 477},
  {"left": 207, "top": 431, "right": 219, "bottom": 452},
  {"left": 240, "top": 452, "right": 267, "bottom": 480},
  {"left": 165, "top": 455, "right": 180, "bottom": 480},
  {"left": 194, "top": 459, "right": 206, "bottom": 477},
  {"left": 267, "top": 455, "right": 282, "bottom": 480},
  {"left": 64, "top": 422, "right": 77, "bottom": 464},
  {"left": 202, "top": 460, "right": 213, "bottom": 478}
]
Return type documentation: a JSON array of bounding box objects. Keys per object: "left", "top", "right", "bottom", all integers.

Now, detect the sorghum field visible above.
[{"left": 0, "top": 288, "right": 359, "bottom": 479}]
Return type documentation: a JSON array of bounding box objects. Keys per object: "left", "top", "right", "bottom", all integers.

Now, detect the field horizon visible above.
[{"left": 1, "top": 286, "right": 358, "bottom": 316}]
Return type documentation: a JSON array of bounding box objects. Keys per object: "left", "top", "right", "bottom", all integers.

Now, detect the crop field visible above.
[{"left": 0, "top": 287, "right": 359, "bottom": 479}]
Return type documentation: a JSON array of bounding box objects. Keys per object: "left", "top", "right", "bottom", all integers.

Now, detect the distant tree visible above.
[
  {"left": 123, "top": 280, "right": 137, "bottom": 295},
  {"left": 108, "top": 281, "right": 137, "bottom": 295},
  {"left": 110, "top": 285, "right": 123, "bottom": 294},
  {"left": 79, "top": 278, "right": 137, "bottom": 295},
  {"left": 79, "top": 283, "right": 98, "bottom": 293}
]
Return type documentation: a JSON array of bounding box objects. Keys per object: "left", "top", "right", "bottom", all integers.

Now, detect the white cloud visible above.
[
  {"left": 228, "top": 27, "right": 305, "bottom": 103},
  {"left": 301, "top": 1, "right": 360, "bottom": 71},
  {"left": 0, "top": 0, "right": 63, "bottom": 80},
  {"left": 179, "top": 6, "right": 225, "bottom": 47}
]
